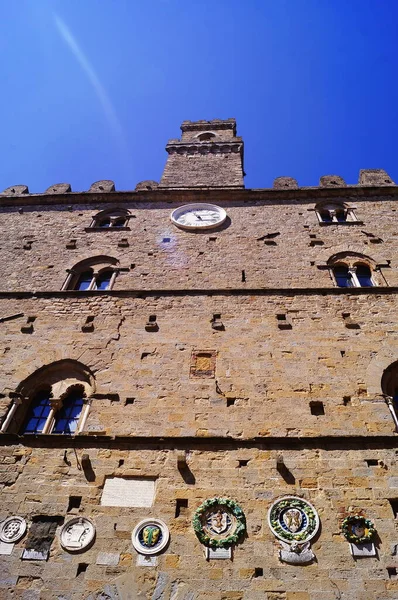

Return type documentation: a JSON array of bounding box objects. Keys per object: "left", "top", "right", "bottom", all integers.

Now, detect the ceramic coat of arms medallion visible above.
[
  {"left": 60, "top": 517, "right": 96, "bottom": 552},
  {"left": 0, "top": 516, "right": 27, "bottom": 544},
  {"left": 132, "top": 519, "right": 170, "bottom": 555},
  {"left": 192, "top": 498, "right": 246, "bottom": 548},
  {"left": 268, "top": 496, "right": 320, "bottom": 564},
  {"left": 341, "top": 515, "right": 377, "bottom": 557}
]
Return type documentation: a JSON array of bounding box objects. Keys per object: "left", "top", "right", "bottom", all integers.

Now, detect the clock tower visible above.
[{"left": 159, "top": 118, "right": 244, "bottom": 188}]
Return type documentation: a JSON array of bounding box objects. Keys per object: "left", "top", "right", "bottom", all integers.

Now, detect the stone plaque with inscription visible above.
[
  {"left": 100, "top": 477, "right": 156, "bottom": 507},
  {"left": 21, "top": 549, "right": 48, "bottom": 561},
  {"left": 0, "top": 541, "right": 14, "bottom": 555},
  {"left": 205, "top": 547, "right": 232, "bottom": 560}
]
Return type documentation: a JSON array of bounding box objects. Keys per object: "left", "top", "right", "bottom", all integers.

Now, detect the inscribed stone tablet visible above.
[
  {"left": 101, "top": 477, "right": 156, "bottom": 507},
  {"left": 21, "top": 549, "right": 48, "bottom": 561},
  {"left": 206, "top": 547, "right": 231, "bottom": 560},
  {"left": 0, "top": 541, "right": 14, "bottom": 555}
]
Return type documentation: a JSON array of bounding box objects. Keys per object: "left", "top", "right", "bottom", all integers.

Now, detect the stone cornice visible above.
[
  {"left": 0, "top": 432, "right": 396, "bottom": 450},
  {"left": 0, "top": 185, "right": 398, "bottom": 208},
  {"left": 0, "top": 287, "right": 398, "bottom": 299},
  {"left": 165, "top": 141, "right": 243, "bottom": 155}
]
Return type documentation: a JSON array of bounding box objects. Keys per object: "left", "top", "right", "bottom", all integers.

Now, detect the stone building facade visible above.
[{"left": 0, "top": 119, "right": 398, "bottom": 600}]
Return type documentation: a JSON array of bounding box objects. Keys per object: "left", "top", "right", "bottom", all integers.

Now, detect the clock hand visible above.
[{"left": 194, "top": 213, "right": 203, "bottom": 220}]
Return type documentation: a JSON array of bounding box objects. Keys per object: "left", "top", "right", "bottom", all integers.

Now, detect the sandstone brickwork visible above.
[{"left": 0, "top": 120, "right": 398, "bottom": 600}]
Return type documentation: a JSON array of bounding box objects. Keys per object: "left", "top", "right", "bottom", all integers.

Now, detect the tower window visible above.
[{"left": 197, "top": 132, "right": 216, "bottom": 141}]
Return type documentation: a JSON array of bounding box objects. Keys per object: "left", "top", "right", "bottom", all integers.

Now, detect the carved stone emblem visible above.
[
  {"left": 132, "top": 519, "right": 169, "bottom": 555},
  {"left": 0, "top": 516, "right": 27, "bottom": 544},
  {"left": 60, "top": 517, "right": 96, "bottom": 552},
  {"left": 192, "top": 498, "right": 246, "bottom": 548},
  {"left": 268, "top": 496, "right": 320, "bottom": 564}
]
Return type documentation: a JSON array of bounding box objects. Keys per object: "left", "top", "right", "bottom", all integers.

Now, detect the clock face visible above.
[{"left": 170, "top": 204, "right": 227, "bottom": 230}]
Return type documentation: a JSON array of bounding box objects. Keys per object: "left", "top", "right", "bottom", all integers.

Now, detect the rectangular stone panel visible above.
[
  {"left": 100, "top": 477, "right": 156, "bottom": 507},
  {"left": 137, "top": 554, "right": 158, "bottom": 567},
  {"left": 190, "top": 350, "right": 217, "bottom": 378},
  {"left": 96, "top": 552, "right": 120, "bottom": 566},
  {"left": 0, "top": 541, "right": 13, "bottom": 555},
  {"left": 205, "top": 547, "right": 232, "bottom": 560}
]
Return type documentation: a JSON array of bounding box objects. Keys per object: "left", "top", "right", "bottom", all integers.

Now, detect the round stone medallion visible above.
[
  {"left": 60, "top": 517, "right": 96, "bottom": 553},
  {"left": 132, "top": 519, "right": 170, "bottom": 555},
  {"left": 0, "top": 516, "right": 27, "bottom": 544},
  {"left": 268, "top": 496, "right": 320, "bottom": 544},
  {"left": 192, "top": 497, "right": 246, "bottom": 548}
]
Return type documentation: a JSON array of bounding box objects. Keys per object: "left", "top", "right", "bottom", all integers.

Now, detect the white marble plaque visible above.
[
  {"left": 350, "top": 542, "right": 376, "bottom": 557},
  {"left": 205, "top": 547, "right": 232, "bottom": 560},
  {"left": 137, "top": 554, "right": 158, "bottom": 567},
  {"left": 101, "top": 477, "right": 156, "bottom": 507},
  {"left": 21, "top": 549, "right": 48, "bottom": 561},
  {"left": 0, "top": 541, "right": 14, "bottom": 555},
  {"left": 96, "top": 552, "right": 120, "bottom": 566}
]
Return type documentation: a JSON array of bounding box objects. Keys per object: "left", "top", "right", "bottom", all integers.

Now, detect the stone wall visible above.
[
  {"left": 0, "top": 151, "right": 398, "bottom": 598},
  {"left": 1, "top": 443, "right": 398, "bottom": 600},
  {"left": 0, "top": 189, "right": 397, "bottom": 292}
]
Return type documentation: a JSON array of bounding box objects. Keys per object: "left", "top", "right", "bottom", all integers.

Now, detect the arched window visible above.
[
  {"left": 90, "top": 208, "right": 130, "bottom": 229},
  {"left": 355, "top": 264, "right": 373, "bottom": 287},
  {"left": 381, "top": 362, "right": 398, "bottom": 428},
  {"left": 52, "top": 389, "right": 84, "bottom": 435},
  {"left": 63, "top": 257, "right": 119, "bottom": 291},
  {"left": 328, "top": 253, "right": 378, "bottom": 288},
  {"left": 315, "top": 201, "right": 357, "bottom": 224},
  {"left": 332, "top": 265, "right": 353, "bottom": 288},
  {"left": 197, "top": 132, "right": 216, "bottom": 141},
  {"left": 0, "top": 360, "right": 94, "bottom": 436},
  {"left": 75, "top": 270, "right": 94, "bottom": 291},
  {"left": 23, "top": 389, "right": 52, "bottom": 434},
  {"left": 94, "top": 269, "right": 113, "bottom": 291}
]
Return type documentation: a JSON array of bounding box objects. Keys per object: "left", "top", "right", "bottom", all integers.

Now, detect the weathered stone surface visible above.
[{"left": 0, "top": 120, "right": 397, "bottom": 600}]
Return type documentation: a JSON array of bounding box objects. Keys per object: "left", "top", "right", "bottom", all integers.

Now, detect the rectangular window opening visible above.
[
  {"left": 310, "top": 401, "right": 325, "bottom": 416},
  {"left": 67, "top": 496, "right": 82, "bottom": 512},
  {"left": 387, "top": 567, "right": 398, "bottom": 580},
  {"left": 343, "top": 396, "right": 351, "bottom": 406},
  {"left": 76, "top": 563, "right": 88, "bottom": 577},
  {"left": 175, "top": 498, "right": 189, "bottom": 518},
  {"left": 365, "top": 459, "right": 379, "bottom": 467},
  {"left": 227, "top": 398, "right": 235, "bottom": 407},
  {"left": 118, "top": 459, "right": 125, "bottom": 468},
  {"left": 241, "top": 270, "right": 246, "bottom": 282},
  {"left": 276, "top": 314, "right": 286, "bottom": 321},
  {"left": 125, "top": 397, "right": 135, "bottom": 405},
  {"left": 254, "top": 568, "right": 263, "bottom": 578},
  {"left": 238, "top": 459, "right": 249, "bottom": 468}
]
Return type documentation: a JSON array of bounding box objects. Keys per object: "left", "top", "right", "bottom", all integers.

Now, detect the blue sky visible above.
[{"left": 1, "top": 0, "right": 397, "bottom": 192}]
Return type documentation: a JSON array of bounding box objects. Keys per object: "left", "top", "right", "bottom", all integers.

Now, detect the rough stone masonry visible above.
[{"left": 0, "top": 119, "right": 398, "bottom": 600}]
